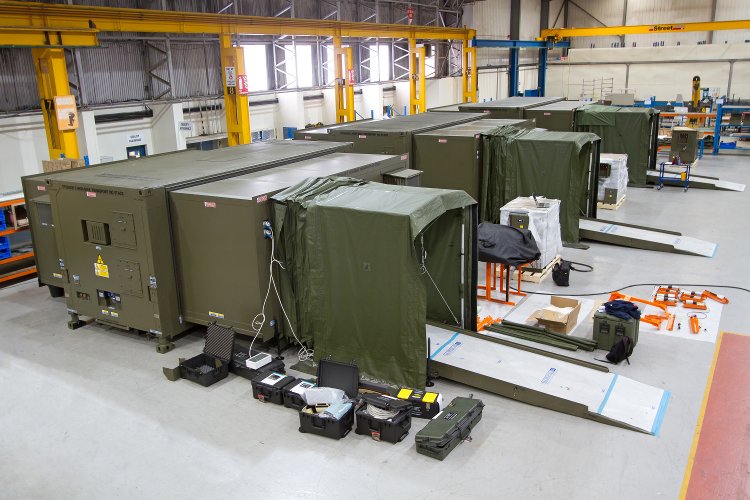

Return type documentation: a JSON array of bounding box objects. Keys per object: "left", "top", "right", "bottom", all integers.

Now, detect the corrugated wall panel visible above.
[
  {"left": 0, "top": 50, "right": 39, "bottom": 112},
  {"left": 78, "top": 42, "right": 148, "bottom": 105},
  {"left": 625, "top": 0, "right": 712, "bottom": 47},
  {"left": 171, "top": 42, "right": 223, "bottom": 99},
  {"left": 714, "top": 0, "right": 750, "bottom": 44},
  {"left": 468, "top": 0, "right": 512, "bottom": 38},
  {"left": 564, "top": 0, "right": 624, "bottom": 49}
]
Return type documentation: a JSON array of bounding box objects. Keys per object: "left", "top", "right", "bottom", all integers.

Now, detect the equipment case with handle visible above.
[
  {"left": 251, "top": 371, "right": 295, "bottom": 404},
  {"left": 162, "top": 323, "right": 235, "bottom": 387},
  {"left": 414, "top": 396, "right": 484, "bottom": 460},
  {"left": 355, "top": 393, "right": 412, "bottom": 443},
  {"left": 230, "top": 345, "right": 285, "bottom": 381},
  {"left": 283, "top": 378, "right": 317, "bottom": 410},
  {"left": 298, "top": 358, "right": 359, "bottom": 440}
]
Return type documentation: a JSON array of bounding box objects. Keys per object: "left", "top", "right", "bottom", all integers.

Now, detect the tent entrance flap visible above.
[
  {"left": 427, "top": 325, "right": 670, "bottom": 434},
  {"left": 273, "top": 178, "right": 476, "bottom": 389},
  {"left": 579, "top": 218, "right": 717, "bottom": 257}
]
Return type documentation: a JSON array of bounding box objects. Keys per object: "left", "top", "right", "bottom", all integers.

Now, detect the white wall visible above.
[{"left": 0, "top": 114, "right": 48, "bottom": 194}]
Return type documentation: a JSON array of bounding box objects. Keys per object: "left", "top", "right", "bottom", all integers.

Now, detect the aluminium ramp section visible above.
[
  {"left": 579, "top": 218, "right": 717, "bottom": 257},
  {"left": 427, "top": 325, "right": 670, "bottom": 434},
  {"left": 646, "top": 170, "right": 746, "bottom": 192}
]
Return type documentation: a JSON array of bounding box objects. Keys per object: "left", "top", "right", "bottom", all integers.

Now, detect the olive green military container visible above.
[
  {"left": 426, "top": 103, "right": 466, "bottom": 113},
  {"left": 21, "top": 150, "right": 197, "bottom": 296},
  {"left": 670, "top": 126, "right": 699, "bottom": 163},
  {"left": 322, "top": 112, "right": 485, "bottom": 168},
  {"left": 169, "top": 152, "right": 407, "bottom": 341},
  {"left": 524, "top": 100, "right": 586, "bottom": 132},
  {"left": 45, "top": 140, "right": 351, "bottom": 352},
  {"left": 593, "top": 311, "right": 640, "bottom": 352},
  {"left": 415, "top": 396, "right": 484, "bottom": 460},
  {"left": 413, "top": 118, "right": 535, "bottom": 201},
  {"left": 458, "top": 96, "right": 564, "bottom": 119},
  {"left": 292, "top": 119, "right": 372, "bottom": 141}
]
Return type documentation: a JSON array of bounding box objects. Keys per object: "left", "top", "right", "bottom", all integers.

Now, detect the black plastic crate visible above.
[
  {"left": 175, "top": 323, "right": 235, "bottom": 387},
  {"left": 298, "top": 358, "right": 359, "bottom": 440},
  {"left": 283, "top": 378, "right": 317, "bottom": 410},
  {"left": 230, "top": 346, "right": 285, "bottom": 381},
  {"left": 251, "top": 371, "right": 295, "bottom": 404},
  {"left": 355, "top": 393, "right": 412, "bottom": 443}
]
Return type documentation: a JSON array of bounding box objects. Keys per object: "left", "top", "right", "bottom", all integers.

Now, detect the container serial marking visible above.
[
  {"left": 86, "top": 191, "right": 97, "bottom": 198},
  {"left": 256, "top": 195, "right": 268, "bottom": 204},
  {"left": 37, "top": 185, "right": 46, "bottom": 191},
  {"left": 438, "top": 139, "right": 447, "bottom": 143},
  {"left": 204, "top": 201, "right": 216, "bottom": 208},
  {"left": 94, "top": 254, "right": 109, "bottom": 278}
]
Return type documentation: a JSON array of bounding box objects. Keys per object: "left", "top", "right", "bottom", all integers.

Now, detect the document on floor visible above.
[{"left": 428, "top": 325, "right": 670, "bottom": 435}]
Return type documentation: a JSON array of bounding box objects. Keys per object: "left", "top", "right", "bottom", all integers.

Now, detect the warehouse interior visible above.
[{"left": 1, "top": 1, "right": 749, "bottom": 498}]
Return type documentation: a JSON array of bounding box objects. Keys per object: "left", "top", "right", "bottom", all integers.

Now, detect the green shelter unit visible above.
[
  {"left": 523, "top": 100, "right": 587, "bottom": 132},
  {"left": 321, "top": 111, "right": 486, "bottom": 167},
  {"left": 292, "top": 118, "right": 372, "bottom": 141},
  {"left": 575, "top": 104, "right": 660, "bottom": 185},
  {"left": 458, "top": 96, "right": 564, "bottom": 119},
  {"left": 169, "top": 152, "right": 408, "bottom": 341},
  {"left": 413, "top": 118, "right": 535, "bottom": 201},
  {"left": 481, "top": 127, "right": 601, "bottom": 243},
  {"left": 426, "top": 103, "right": 466, "bottom": 112},
  {"left": 45, "top": 140, "right": 352, "bottom": 352},
  {"left": 272, "top": 179, "right": 477, "bottom": 388}
]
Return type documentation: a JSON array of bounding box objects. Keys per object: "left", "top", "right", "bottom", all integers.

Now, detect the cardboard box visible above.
[
  {"left": 41, "top": 158, "right": 86, "bottom": 173},
  {"left": 530, "top": 296, "right": 581, "bottom": 334}
]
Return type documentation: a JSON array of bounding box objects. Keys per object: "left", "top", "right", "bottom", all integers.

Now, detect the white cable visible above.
[
  {"left": 417, "top": 234, "right": 460, "bottom": 325},
  {"left": 365, "top": 403, "right": 399, "bottom": 420},
  {"left": 248, "top": 229, "right": 314, "bottom": 362}
]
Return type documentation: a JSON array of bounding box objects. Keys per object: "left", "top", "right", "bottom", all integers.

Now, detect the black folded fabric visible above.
[
  {"left": 477, "top": 222, "right": 541, "bottom": 266},
  {"left": 603, "top": 300, "right": 641, "bottom": 321}
]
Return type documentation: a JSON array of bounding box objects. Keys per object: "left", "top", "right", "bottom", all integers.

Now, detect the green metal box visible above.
[
  {"left": 670, "top": 126, "right": 698, "bottom": 163},
  {"left": 524, "top": 100, "right": 586, "bottom": 132},
  {"left": 593, "top": 311, "right": 639, "bottom": 352},
  {"left": 292, "top": 118, "right": 372, "bottom": 141},
  {"left": 415, "top": 396, "right": 484, "bottom": 460},
  {"left": 322, "top": 112, "right": 485, "bottom": 168},
  {"left": 458, "top": 96, "right": 564, "bottom": 119},
  {"left": 169, "top": 152, "right": 408, "bottom": 340},
  {"left": 45, "top": 140, "right": 351, "bottom": 351},
  {"left": 413, "top": 118, "right": 535, "bottom": 201}
]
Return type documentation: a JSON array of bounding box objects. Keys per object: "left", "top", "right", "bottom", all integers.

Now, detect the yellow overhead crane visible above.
[
  {"left": 0, "top": 0, "right": 477, "bottom": 160},
  {"left": 540, "top": 19, "right": 750, "bottom": 42}
]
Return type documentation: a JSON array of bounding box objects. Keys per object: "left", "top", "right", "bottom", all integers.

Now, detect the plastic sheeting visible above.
[
  {"left": 500, "top": 196, "right": 562, "bottom": 270},
  {"left": 598, "top": 153, "right": 628, "bottom": 202},
  {"left": 576, "top": 104, "right": 655, "bottom": 185},
  {"left": 272, "top": 178, "right": 476, "bottom": 388},
  {"left": 481, "top": 127, "right": 599, "bottom": 243}
]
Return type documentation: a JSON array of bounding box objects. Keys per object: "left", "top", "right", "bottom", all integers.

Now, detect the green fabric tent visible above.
[
  {"left": 575, "top": 104, "right": 656, "bottom": 185},
  {"left": 273, "top": 178, "right": 476, "bottom": 388},
  {"left": 481, "top": 127, "right": 600, "bottom": 243}
]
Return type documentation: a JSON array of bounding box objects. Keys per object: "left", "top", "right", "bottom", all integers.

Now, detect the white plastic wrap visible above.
[
  {"left": 499, "top": 196, "right": 562, "bottom": 270},
  {"left": 598, "top": 153, "right": 628, "bottom": 203}
]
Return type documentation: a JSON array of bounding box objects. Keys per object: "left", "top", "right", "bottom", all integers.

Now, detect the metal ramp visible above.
[
  {"left": 646, "top": 170, "right": 745, "bottom": 191},
  {"left": 427, "top": 325, "right": 670, "bottom": 434},
  {"left": 579, "top": 218, "right": 717, "bottom": 257}
]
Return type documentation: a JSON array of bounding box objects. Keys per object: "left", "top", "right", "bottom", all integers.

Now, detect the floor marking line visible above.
[
  {"left": 597, "top": 374, "right": 618, "bottom": 415},
  {"left": 651, "top": 390, "right": 671, "bottom": 436},
  {"left": 429, "top": 332, "right": 459, "bottom": 360},
  {"left": 679, "top": 330, "right": 725, "bottom": 499}
]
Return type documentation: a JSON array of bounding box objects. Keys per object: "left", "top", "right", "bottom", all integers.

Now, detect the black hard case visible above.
[
  {"left": 230, "top": 346, "right": 285, "bottom": 381},
  {"left": 298, "top": 359, "right": 359, "bottom": 439},
  {"left": 179, "top": 323, "right": 235, "bottom": 387},
  {"left": 251, "top": 371, "right": 295, "bottom": 404},
  {"left": 355, "top": 393, "right": 412, "bottom": 443},
  {"left": 283, "top": 378, "right": 317, "bottom": 410}
]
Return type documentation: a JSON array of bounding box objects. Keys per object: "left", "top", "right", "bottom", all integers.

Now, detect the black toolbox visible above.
[
  {"left": 298, "top": 358, "right": 359, "bottom": 440},
  {"left": 396, "top": 388, "right": 443, "bottom": 418},
  {"left": 230, "top": 345, "right": 285, "bottom": 381},
  {"left": 415, "top": 396, "right": 484, "bottom": 460},
  {"left": 355, "top": 393, "right": 412, "bottom": 443},
  {"left": 162, "top": 323, "right": 235, "bottom": 387},
  {"left": 283, "top": 378, "right": 317, "bottom": 410},
  {"left": 251, "top": 371, "right": 295, "bottom": 404}
]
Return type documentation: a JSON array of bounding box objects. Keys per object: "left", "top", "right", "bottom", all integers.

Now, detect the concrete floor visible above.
[{"left": 1, "top": 153, "right": 748, "bottom": 499}]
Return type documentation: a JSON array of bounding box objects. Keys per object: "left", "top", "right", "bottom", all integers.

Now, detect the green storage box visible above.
[
  {"left": 593, "top": 311, "right": 639, "bottom": 352},
  {"left": 415, "top": 396, "right": 484, "bottom": 460}
]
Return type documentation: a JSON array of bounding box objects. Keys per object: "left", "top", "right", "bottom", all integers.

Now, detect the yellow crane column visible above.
[
  {"left": 333, "top": 36, "right": 355, "bottom": 123},
  {"left": 408, "top": 38, "right": 426, "bottom": 114},
  {"left": 32, "top": 48, "right": 80, "bottom": 160},
  {"left": 220, "top": 33, "right": 251, "bottom": 146},
  {"left": 462, "top": 32, "right": 477, "bottom": 103}
]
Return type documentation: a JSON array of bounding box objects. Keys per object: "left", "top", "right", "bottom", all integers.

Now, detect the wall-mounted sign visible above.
[
  {"left": 178, "top": 121, "right": 193, "bottom": 132},
  {"left": 225, "top": 66, "right": 237, "bottom": 87},
  {"left": 54, "top": 95, "right": 78, "bottom": 131},
  {"left": 127, "top": 133, "right": 144, "bottom": 144},
  {"left": 237, "top": 74, "right": 249, "bottom": 95},
  {"left": 347, "top": 68, "right": 355, "bottom": 85}
]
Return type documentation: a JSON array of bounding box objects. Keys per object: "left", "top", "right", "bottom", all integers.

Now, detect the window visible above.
[
  {"left": 368, "top": 44, "right": 392, "bottom": 81},
  {"left": 242, "top": 45, "right": 269, "bottom": 91}
]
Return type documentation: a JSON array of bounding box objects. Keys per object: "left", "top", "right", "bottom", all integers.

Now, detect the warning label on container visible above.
[
  {"left": 94, "top": 255, "right": 109, "bottom": 278},
  {"left": 209, "top": 311, "right": 225, "bottom": 319}
]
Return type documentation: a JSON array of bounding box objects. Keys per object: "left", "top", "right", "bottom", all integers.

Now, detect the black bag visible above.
[
  {"left": 552, "top": 260, "right": 571, "bottom": 286},
  {"left": 477, "top": 222, "right": 540, "bottom": 266},
  {"left": 606, "top": 336, "right": 633, "bottom": 365}
]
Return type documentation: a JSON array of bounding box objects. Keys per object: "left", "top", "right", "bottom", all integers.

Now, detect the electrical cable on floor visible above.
[
  {"left": 510, "top": 283, "right": 750, "bottom": 297},
  {"left": 365, "top": 403, "right": 398, "bottom": 420}
]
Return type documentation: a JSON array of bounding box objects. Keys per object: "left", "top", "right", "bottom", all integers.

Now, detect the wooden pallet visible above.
[
  {"left": 597, "top": 194, "right": 626, "bottom": 211},
  {"left": 512, "top": 255, "right": 561, "bottom": 284}
]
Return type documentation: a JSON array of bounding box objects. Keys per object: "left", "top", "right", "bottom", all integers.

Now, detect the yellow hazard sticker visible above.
[
  {"left": 397, "top": 388, "right": 413, "bottom": 400},
  {"left": 422, "top": 392, "right": 439, "bottom": 404},
  {"left": 94, "top": 254, "right": 109, "bottom": 278},
  {"left": 52, "top": 272, "right": 63, "bottom": 279},
  {"left": 101, "top": 309, "right": 110, "bottom": 315},
  {"left": 110, "top": 311, "right": 119, "bottom": 318},
  {"left": 209, "top": 311, "right": 225, "bottom": 319}
]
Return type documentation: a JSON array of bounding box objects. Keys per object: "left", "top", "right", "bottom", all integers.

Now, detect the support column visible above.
[
  {"left": 509, "top": 48, "right": 519, "bottom": 97},
  {"left": 409, "top": 38, "right": 426, "bottom": 114},
  {"left": 462, "top": 34, "right": 477, "bottom": 103},
  {"left": 333, "top": 36, "right": 355, "bottom": 123},
  {"left": 220, "top": 33, "right": 250, "bottom": 146},
  {"left": 32, "top": 48, "right": 80, "bottom": 160},
  {"left": 538, "top": 48, "right": 547, "bottom": 97}
]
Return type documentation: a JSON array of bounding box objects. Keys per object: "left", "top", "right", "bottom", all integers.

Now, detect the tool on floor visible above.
[
  {"left": 642, "top": 314, "right": 666, "bottom": 329},
  {"left": 609, "top": 291, "right": 669, "bottom": 313},
  {"left": 702, "top": 290, "right": 729, "bottom": 304},
  {"left": 689, "top": 315, "right": 700, "bottom": 334},
  {"left": 666, "top": 314, "right": 676, "bottom": 331},
  {"left": 683, "top": 299, "right": 707, "bottom": 310}
]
